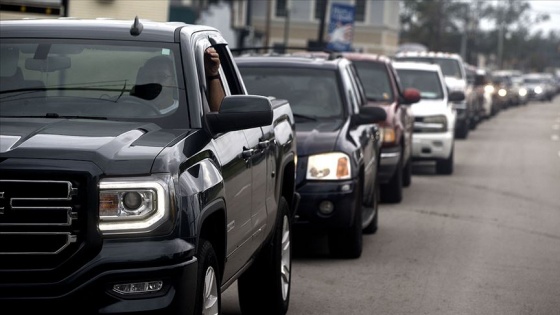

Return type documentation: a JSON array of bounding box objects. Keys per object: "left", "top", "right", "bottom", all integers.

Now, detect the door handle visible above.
[
  {"left": 242, "top": 148, "right": 255, "bottom": 158},
  {"left": 258, "top": 140, "right": 270, "bottom": 149}
]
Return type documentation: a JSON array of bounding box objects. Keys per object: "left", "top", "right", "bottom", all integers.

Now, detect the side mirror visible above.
[
  {"left": 353, "top": 105, "right": 387, "bottom": 125},
  {"left": 206, "top": 95, "right": 273, "bottom": 135},
  {"left": 402, "top": 88, "right": 421, "bottom": 104},
  {"left": 448, "top": 91, "right": 465, "bottom": 102}
]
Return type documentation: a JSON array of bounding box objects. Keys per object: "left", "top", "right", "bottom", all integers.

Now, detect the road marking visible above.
[{"left": 552, "top": 135, "right": 560, "bottom": 141}]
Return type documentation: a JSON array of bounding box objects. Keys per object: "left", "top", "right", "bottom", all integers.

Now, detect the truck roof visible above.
[{"left": 0, "top": 18, "right": 217, "bottom": 42}]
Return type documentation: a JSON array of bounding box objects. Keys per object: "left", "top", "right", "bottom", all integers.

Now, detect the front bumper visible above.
[
  {"left": 294, "top": 178, "right": 359, "bottom": 230},
  {"left": 412, "top": 131, "right": 454, "bottom": 160},
  {"left": 0, "top": 239, "right": 198, "bottom": 314},
  {"left": 378, "top": 146, "right": 401, "bottom": 183}
]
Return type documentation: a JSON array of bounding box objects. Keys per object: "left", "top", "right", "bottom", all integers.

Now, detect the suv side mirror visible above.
[
  {"left": 353, "top": 105, "right": 387, "bottom": 125},
  {"left": 448, "top": 91, "right": 465, "bottom": 102},
  {"left": 402, "top": 88, "right": 421, "bottom": 104}
]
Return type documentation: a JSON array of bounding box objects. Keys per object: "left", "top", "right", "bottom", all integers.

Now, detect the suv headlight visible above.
[
  {"left": 414, "top": 115, "right": 448, "bottom": 132},
  {"left": 99, "top": 175, "right": 170, "bottom": 235},
  {"left": 307, "top": 152, "right": 351, "bottom": 180}
]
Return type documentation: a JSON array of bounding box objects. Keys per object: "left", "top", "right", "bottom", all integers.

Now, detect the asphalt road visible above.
[{"left": 223, "top": 97, "right": 560, "bottom": 315}]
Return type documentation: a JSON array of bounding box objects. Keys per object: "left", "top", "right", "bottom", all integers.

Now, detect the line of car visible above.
[{"left": 235, "top": 49, "right": 558, "bottom": 260}]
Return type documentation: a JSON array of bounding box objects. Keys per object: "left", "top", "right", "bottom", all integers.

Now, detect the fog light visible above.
[
  {"left": 319, "top": 200, "right": 334, "bottom": 215},
  {"left": 113, "top": 281, "right": 163, "bottom": 295}
]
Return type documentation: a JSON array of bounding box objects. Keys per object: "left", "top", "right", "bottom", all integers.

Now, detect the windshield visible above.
[
  {"left": 238, "top": 67, "right": 344, "bottom": 119},
  {"left": 0, "top": 40, "right": 187, "bottom": 126},
  {"left": 396, "top": 56, "right": 463, "bottom": 80},
  {"left": 396, "top": 69, "right": 444, "bottom": 100},
  {"left": 352, "top": 61, "right": 394, "bottom": 102}
]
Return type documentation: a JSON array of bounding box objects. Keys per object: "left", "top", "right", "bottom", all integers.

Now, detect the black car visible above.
[{"left": 236, "top": 53, "right": 387, "bottom": 259}]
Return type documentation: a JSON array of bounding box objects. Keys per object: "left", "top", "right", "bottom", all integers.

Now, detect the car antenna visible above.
[{"left": 130, "top": 16, "right": 143, "bottom": 36}]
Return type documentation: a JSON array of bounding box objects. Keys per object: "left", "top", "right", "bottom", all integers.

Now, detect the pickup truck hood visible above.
[
  {"left": 0, "top": 118, "right": 189, "bottom": 175},
  {"left": 411, "top": 99, "right": 450, "bottom": 117},
  {"left": 295, "top": 120, "right": 344, "bottom": 156}
]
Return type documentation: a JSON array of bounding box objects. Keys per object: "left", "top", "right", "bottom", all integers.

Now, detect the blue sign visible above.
[{"left": 326, "top": 3, "right": 355, "bottom": 52}]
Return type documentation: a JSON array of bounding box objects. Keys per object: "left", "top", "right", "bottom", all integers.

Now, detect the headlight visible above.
[
  {"left": 534, "top": 86, "right": 543, "bottom": 94},
  {"left": 518, "top": 88, "right": 527, "bottom": 96},
  {"left": 99, "top": 175, "right": 170, "bottom": 235},
  {"left": 382, "top": 127, "right": 396, "bottom": 144},
  {"left": 414, "top": 115, "right": 448, "bottom": 132},
  {"left": 484, "top": 85, "right": 495, "bottom": 94},
  {"left": 498, "top": 89, "right": 507, "bottom": 97},
  {"left": 307, "top": 152, "right": 351, "bottom": 180}
]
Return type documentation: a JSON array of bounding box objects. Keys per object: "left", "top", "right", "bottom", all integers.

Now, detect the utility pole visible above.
[
  {"left": 317, "top": 0, "right": 329, "bottom": 49},
  {"left": 283, "top": 3, "right": 291, "bottom": 53},
  {"left": 265, "top": 0, "right": 272, "bottom": 52}
]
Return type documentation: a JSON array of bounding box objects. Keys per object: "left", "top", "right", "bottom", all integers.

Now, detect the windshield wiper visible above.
[{"left": 293, "top": 113, "right": 317, "bottom": 121}]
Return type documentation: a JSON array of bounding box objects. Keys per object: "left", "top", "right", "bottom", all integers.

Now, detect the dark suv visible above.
[
  {"left": 236, "top": 53, "right": 387, "bottom": 259},
  {"left": 341, "top": 53, "right": 420, "bottom": 203}
]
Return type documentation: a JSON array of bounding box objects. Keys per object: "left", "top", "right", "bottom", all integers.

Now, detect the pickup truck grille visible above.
[{"left": 0, "top": 178, "right": 86, "bottom": 270}]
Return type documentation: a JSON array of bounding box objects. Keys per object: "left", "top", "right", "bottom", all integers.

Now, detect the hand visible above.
[{"left": 205, "top": 47, "right": 220, "bottom": 77}]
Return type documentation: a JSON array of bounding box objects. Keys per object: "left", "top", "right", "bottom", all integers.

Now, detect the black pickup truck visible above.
[{"left": 0, "top": 18, "right": 298, "bottom": 315}]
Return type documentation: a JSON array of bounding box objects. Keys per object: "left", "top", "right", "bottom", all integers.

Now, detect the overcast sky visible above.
[{"left": 527, "top": 0, "right": 560, "bottom": 34}]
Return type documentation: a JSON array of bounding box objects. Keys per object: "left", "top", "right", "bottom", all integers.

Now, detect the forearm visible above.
[{"left": 208, "top": 77, "right": 225, "bottom": 112}]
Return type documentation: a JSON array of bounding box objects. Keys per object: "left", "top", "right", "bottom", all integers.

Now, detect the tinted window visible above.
[
  {"left": 397, "top": 56, "right": 463, "bottom": 80},
  {"left": 353, "top": 61, "right": 395, "bottom": 102},
  {"left": 396, "top": 69, "right": 444, "bottom": 100},
  {"left": 239, "top": 67, "right": 343, "bottom": 118}
]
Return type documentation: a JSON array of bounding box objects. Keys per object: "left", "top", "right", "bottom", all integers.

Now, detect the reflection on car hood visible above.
[
  {"left": 295, "top": 120, "right": 344, "bottom": 156},
  {"left": 411, "top": 99, "right": 450, "bottom": 117},
  {"left": 0, "top": 118, "right": 190, "bottom": 175}
]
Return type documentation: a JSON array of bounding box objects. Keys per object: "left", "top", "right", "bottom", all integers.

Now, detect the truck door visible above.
[{"left": 194, "top": 34, "right": 254, "bottom": 281}]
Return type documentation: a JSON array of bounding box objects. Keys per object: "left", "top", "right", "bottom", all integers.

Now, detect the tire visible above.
[
  {"left": 455, "top": 121, "right": 469, "bottom": 139},
  {"left": 402, "top": 155, "right": 412, "bottom": 188},
  {"left": 436, "top": 147, "right": 454, "bottom": 175},
  {"left": 381, "top": 153, "right": 403, "bottom": 203},
  {"left": 194, "top": 239, "right": 220, "bottom": 315},
  {"left": 363, "top": 176, "right": 379, "bottom": 235},
  {"left": 328, "top": 185, "right": 363, "bottom": 259},
  {"left": 238, "top": 197, "right": 291, "bottom": 315}
]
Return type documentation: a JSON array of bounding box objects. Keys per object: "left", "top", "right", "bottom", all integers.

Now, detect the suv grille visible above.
[{"left": 0, "top": 178, "right": 87, "bottom": 270}]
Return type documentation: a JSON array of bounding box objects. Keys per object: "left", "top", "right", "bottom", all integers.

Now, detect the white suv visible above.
[
  {"left": 393, "top": 61, "right": 464, "bottom": 175},
  {"left": 394, "top": 51, "right": 471, "bottom": 139}
]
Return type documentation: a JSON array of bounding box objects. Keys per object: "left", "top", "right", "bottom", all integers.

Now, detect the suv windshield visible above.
[
  {"left": 1, "top": 40, "right": 186, "bottom": 123},
  {"left": 352, "top": 61, "right": 394, "bottom": 102},
  {"left": 396, "top": 69, "right": 444, "bottom": 100},
  {"left": 396, "top": 57, "right": 463, "bottom": 80},
  {"left": 239, "top": 67, "right": 344, "bottom": 119}
]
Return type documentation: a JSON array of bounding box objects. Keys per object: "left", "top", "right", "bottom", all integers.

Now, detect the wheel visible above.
[
  {"left": 455, "top": 121, "right": 469, "bottom": 139},
  {"left": 238, "top": 197, "right": 291, "bottom": 315},
  {"left": 328, "top": 185, "right": 363, "bottom": 259},
  {"left": 436, "top": 146, "right": 454, "bottom": 175},
  {"left": 194, "top": 239, "right": 220, "bottom": 315},
  {"left": 402, "top": 155, "right": 412, "bottom": 188},
  {"left": 363, "top": 176, "right": 379, "bottom": 235},
  {"left": 381, "top": 152, "right": 403, "bottom": 203}
]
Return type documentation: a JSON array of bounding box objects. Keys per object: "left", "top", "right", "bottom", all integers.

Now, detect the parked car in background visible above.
[
  {"left": 340, "top": 52, "right": 420, "bottom": 203},
  {"left": 394, "top": 51, "right": 472, "bottom": 139},
  {"left": 474, "top": 69, "right": 497, "bottom": 119},
  {"left": 524, "top": 73, "right": 555, "bottom": 102},
  {"left": 491, "top": 70, "right": 525, "bottom": 107},
  {"left": 236, "top": 54, "right": 387, "bottom": 259},
  {"left": 464, "top": 63, "right": 484, "bottom": 129},
  {"left": 393, "top": 61, "right": 463, "bottom": 175}
]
